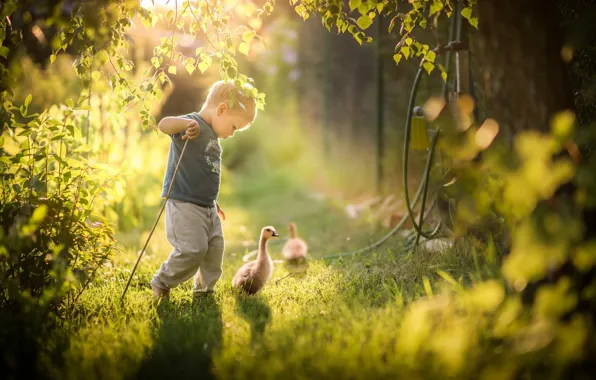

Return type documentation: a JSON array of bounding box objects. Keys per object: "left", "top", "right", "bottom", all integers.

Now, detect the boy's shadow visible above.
[
  {"left": 137, "top": 293, "right": 223, "bottom": 380},
  {"left": 234, "top": 292, "right": 272, "bottom": 344}
]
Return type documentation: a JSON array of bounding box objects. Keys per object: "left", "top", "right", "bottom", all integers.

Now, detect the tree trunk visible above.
[
  {"left": 470, "top": 4, "right": 596, "bottom": 374},
  {"left": 472, "top": 0, "right": 575, "bottom": 138}
]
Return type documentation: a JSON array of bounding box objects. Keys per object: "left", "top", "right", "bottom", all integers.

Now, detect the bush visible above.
[{"left": 0, "top": 95, "right": 119, "bottom": 376}]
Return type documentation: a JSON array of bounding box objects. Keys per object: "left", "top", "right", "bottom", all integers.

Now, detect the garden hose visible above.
[
  {"left": 320, "top": 2, "right": 466, "bottom": 261},
  {"left": 402, "top": 64, "right": 442, "bottom": 242},
  {"left": 321, "top": 139, "right": 438, "bottom": 261}
]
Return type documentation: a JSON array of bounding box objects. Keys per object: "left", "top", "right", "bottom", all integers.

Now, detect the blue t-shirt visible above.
[{"left": 160, "top": 113, "right": 222, "bottom": 207}]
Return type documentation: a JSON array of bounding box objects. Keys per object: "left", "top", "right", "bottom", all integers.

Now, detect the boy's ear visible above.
[{"left": 216, "top": 102, "right": 228, "bottom": 116}]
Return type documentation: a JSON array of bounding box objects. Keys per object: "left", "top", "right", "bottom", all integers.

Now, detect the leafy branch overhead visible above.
[
  {"left": 290, "top": 0, "right": 478, "bottom": 79},
  {"left": 1, "top": 1, "right": 478, "bottom": 133},
  {"left": 1, "top": 0, "right": 272, "bottom": 133}
]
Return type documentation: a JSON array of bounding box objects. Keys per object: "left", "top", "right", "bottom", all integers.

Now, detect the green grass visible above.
[{"left": 64, "top": 169, "right": 483, "bottom": 380}]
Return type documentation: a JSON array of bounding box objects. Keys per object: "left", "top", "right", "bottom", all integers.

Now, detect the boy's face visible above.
[{"left": 212, "top": 103, "right": 251, "bottom": 139}]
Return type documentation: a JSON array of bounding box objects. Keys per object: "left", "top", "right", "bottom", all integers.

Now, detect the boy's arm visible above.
[{"left": 158, "top": 117, "right": 200, "bottom": 140}]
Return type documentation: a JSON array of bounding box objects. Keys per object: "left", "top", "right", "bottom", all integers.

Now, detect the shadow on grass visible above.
[
  {"left": 136, "top": 293, "right": 223, "bottom": 380},
  {"left": 234, "top": 292, "right": 272, "bottom": 344}
]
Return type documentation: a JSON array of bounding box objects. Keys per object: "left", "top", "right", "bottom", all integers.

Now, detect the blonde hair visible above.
[{"left": 202, "top": 80, "right": 258, "bottom": 127}]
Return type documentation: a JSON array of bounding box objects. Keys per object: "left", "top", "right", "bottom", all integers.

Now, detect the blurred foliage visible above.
[
  {"left": 0, "top": 89, "right": 121, "bottom": 305},
  {"left": 301, "top": 0, "right": 596, "bottom": 376},
  {"left": 1, "top": 0, "right": 270, "bottom": 135},
  {"left": 0, "top": 92, "right": 120, "bottom": 376}
]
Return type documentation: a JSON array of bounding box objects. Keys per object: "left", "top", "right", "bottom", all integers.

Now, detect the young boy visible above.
[{"left": 150, "top": 80, "right": 257, "bottom": 299}]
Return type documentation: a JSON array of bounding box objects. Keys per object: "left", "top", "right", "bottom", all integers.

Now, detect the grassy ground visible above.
[{"left": 65, "top": 169, "right": 484, "bottom": 380}]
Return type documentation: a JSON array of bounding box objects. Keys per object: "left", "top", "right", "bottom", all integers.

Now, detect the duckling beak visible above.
[{"left": 272, "top": 231, "right": 279, "bottom": 237}]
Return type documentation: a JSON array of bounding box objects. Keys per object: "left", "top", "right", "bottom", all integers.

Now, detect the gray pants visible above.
[{"left": 151, "top": 199, "right": 224, "bottom": 294}]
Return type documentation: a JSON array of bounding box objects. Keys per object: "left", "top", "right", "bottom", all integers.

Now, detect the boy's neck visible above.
[{"left": 198, "top": 108, "right": 214, "bottom": 126}]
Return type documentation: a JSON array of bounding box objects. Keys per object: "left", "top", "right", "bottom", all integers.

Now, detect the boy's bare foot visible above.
[{"left": 151, "top": 284, "right": 170, "bottom": 299}]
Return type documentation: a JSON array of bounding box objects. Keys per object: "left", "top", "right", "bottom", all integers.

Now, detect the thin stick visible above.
[
  {"left": 275, "top": 272, "right": 294, "bottom": 285},
  {"left": 121, "top": 139, "right": 190, "bottom": 303}
]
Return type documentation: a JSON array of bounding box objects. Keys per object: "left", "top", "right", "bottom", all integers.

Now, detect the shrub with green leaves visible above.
[{"left": 0, "top": 95, "right": 119, "bottom": 313}]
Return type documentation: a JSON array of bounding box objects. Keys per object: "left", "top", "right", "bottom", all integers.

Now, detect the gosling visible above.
[
  {"left": 282, "top": 222, "right": 309, "bottom": 273},
  {"left": 232, "top": 226, "right": 279, "bottom": 294}
]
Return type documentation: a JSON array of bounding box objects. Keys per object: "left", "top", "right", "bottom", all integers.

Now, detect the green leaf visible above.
[
  {"left": 323, "top": 15, "right": 334, "bottom": 31},
  {"left": 469, "top": 17, "right": 479, "bottom": 29},
  {"left": 551, "top": 110, "right": 576, "bottom": 139},
  {"left": 294, "top": 4, "right": 309, "bottom": 20},
  {"left": 441, "top": 70, "right": 448, "bottom": 82},
  {"left": 18, "top": 127, "right": 33, "bottom": 136},
  {"left": 74, "top": 145, "right": 92, "bottom": 153},
  {"left": 17, "top": 128, "right": 32, "bottom": 136},
  {"left": 185, "top": 62, "right": 195, "bottom": 75},
  {"left": 400, "top": 46, "right": 410, "bottom": 59},
  {"left": 436, "top": 270, "right": 461, "bottom": 289},
  {"left": 239, "top": 42, "right": 250, "bottom": 56},
  {"left": 201, "top": 54, "right": 213, "bottom": 66},
  {"left": 461, "top": 7, "right": 478, "bottom": 28},
  {"left": 66, "top": 99, "right": 75, "bottom": 108},
  {"left": 354, "top": 32, "right": 364, "bottom": 45},
  {"left": 0, "top": 46, "right": 8, "bottom": 59},
  {"left": 24, "top": 94, "right": 32, "bottom": 108},
  {"left": 96, "top": 49, "right": 109, "bottom": 65},
  {"left": 31, "top": 205, "right": 48, "bottom": 224},
  {"left": 461, "top": 7, "right": 473, "bottom": 20},
  {"left": 423, "top": 277, "right": 434, "bottom": 298},
  {"left": 358, "top": 3, "right": 368, "bottom": 15},
  {"left": 91, "top": 71, "right": 101, "bottom": 81},
  {"left": 168, "top": 65, "right": 177, "bottom": 75},
  {"left": 242, "top": 30, "right": 256, "bottom": 43},
  {"left": 67, "top": 157, "right": 83, "bottom": 168},
  {"left": 357, "top": 15, "right": 372, "bottom": 30},
  {"left": 198, "top": 61, "right": 209, "bottom": 73},
  {"left": 426, "top": 51, "right": 436, "bottom": 63},
  {"left": 406, "top": 37, "right": 413, "bottom": 45},
  {"left": 151, "top": 56, "right": 162, "bottom": 69},
  {"left": 50, "top": 54, "right": 56, "bottom": 64},
  {"left": 393, "top": 53, "right": 402, "bottom": 65},
  {"left": 430, "top": 0, "right": 444, "bottom": 16},
  {"left": 404, "top": 15, "right": 414, "bottom": 33},
  {"left": 66, "top": 124, "right": 76, "bottom": 136},
  {"left": 349, "top": 0, "right": 361, "bottom": 12},
  {"left": 423, "top": 61, "right": 435, "bottom": 74},
  {"left": 264, "top": 2, "right": 273, "bottom": 14},
  {"left": 140, "top": 14, "right": 151, "bottom": 29},
  {"left": 414, "top": 42, "right": 424, "bottom": 54}
]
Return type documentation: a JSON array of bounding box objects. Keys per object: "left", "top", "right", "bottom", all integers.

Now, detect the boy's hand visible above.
[
  {"left": 216, "top": 203, "right": 226, "bottom": 221},
  {"left": 182, "top": 120, "right": 200, "bottom": 140}
]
